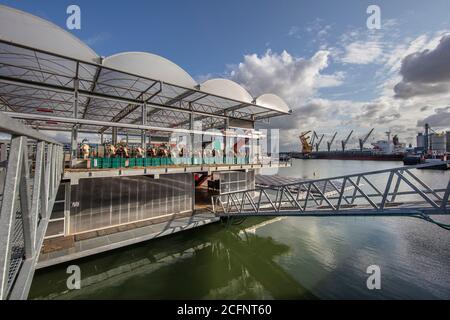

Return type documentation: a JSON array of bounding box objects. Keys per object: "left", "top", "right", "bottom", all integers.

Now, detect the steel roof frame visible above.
[{"left": 0, "top": 39, "right": 288, "bottom": 136}]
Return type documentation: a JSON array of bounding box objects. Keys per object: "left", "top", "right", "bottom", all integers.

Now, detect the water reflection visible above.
[{"left": 30, "top": 219, "right": 314, "bottom": 300}]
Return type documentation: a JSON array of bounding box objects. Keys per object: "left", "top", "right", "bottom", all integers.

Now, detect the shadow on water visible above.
[{"left": 29, "top": 217, "right": 315, "bottom": 300}]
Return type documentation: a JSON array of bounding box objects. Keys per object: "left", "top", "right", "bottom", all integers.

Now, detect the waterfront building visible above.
[{"left": 0, "top": 5, "right": 291, "bottom": 267}]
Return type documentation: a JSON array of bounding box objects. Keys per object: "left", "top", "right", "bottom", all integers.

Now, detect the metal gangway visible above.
[
  {"left": 0, "top": 113, "right": 63, "bottom": 300},
  {"left": 213, "top": 162, "right": 450, "bottom": 229}
]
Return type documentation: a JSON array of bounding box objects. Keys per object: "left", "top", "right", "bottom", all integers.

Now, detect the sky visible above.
[{"left": 2, "top": 0, "right": 450, "bottom": 151}]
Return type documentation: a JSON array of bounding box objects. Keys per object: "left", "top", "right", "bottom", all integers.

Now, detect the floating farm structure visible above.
[{"left": 0, "top": 4, "right": 291, "bottom": 294}]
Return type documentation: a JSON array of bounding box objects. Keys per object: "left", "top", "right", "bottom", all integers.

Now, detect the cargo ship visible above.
[
  {"left": 292, "top": 150, "right": 405, "bottom": 161},
  {"left": 292, "top": 131, "right": 406, "bottom": 161}
]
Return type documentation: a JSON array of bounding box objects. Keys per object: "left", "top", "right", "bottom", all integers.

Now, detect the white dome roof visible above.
[
  {"left": 0, "top": 5, "right": 291, "bottom": 117},
  {"left": 103, "top": 52, "right": 197, "bottom": 89},
  {"left": 0, "top": 5, "right": 99, "bottom": 63},
  {"left": 255, "top": 93, "right": 290, "bottom": 114},
  {"left": 200, "top": 78, "right": 254, "bottom": 104}
]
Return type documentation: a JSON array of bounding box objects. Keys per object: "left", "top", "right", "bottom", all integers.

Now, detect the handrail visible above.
[
  {"left": 218, "top": 161, "right": 450, "bottom": 195},
  {"left": 0, "top": 112, "right": 61, "bottom": 145},
  {"left": 0, "top": 114, "right": 64, "bottom": 300},
  {"left": 213, "top": 163, "right": 450, "bottom": 221}
]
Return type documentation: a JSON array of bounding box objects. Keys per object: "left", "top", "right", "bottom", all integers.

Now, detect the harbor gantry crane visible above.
[
  {"left": 299, "top": 131, "right": 313, "bottom": 154},
  {"left": 341, "top": 130, "right": 353, "bottom": 152},
  {"left": 310, "top": 131, "right": 316, "bottom": 148},
  {"left": 314, "top": 132, "right": 325, "bottom": 152},
  {"left": 359, "top": 128, "right": 374, "bottom": 151},
  {"left": 327, "top": 132, "right": 337, "bottom": 152}
]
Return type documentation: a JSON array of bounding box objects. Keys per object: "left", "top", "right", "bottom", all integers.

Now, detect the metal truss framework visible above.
[
  {"left": 0, "top": 113, "right": 63, "bottom": 300},
  {"left": 0, "top": 39, "right": 287, "bottom": 136},
  {"left": 213, "top": 162, "right": 450, "bottom": 220}
]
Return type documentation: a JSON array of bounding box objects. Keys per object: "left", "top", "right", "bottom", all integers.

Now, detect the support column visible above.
[
  {"left": 189, "top": 107, "right": 194, "bottom": 165},
  {"left": 71, "top": 63, "right": 79, "bottom": 167},
  {"left": 64, "top": 182, "right": 71, "bottom": 236},
  {"left": 141, "top": 103, "right": 147, "bottom": 154},
  {"left": 224, "top": 117, "right": 229, "bottom": 164},
  {"left": 245, "top": 137, "right": 250, "bottom": 164},
  {"left": 256, "top": 134, "right": 260, "bottom": 164},
  {"left": 70, "top": 126, "right": 78, "bottom": 163},
  {"left": 112, "top": 127, "right": 118, "bottom": 145}
]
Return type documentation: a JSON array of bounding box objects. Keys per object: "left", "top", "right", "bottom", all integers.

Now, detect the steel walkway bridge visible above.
[
  {"left": 0, "top": 113, "right": 63, "bottom": 300},
  {"left": 212, "top": 162, "right": 450, "bottom": 229}
]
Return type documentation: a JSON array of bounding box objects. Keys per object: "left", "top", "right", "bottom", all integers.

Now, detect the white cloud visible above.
[
  {"left": 341, "top": 40, "right": 383, "bottom": 64},
  {"left": 417, "top": 106, "right": 450, "bottom": 128},
  {"left": 382, "top": 34, "right": 430, "bottom": 74},
  {"left": 393, "top": 34, "right": 450, "bottom": 100},
  {"left": 336, "top": 20, "right": 402, "bottom": 66},
  {"left": 228, "top": 26, "right": 450, "bottom": 151},
  {"left": 230, "top": 49, "right": 343, "bottom": 107}
]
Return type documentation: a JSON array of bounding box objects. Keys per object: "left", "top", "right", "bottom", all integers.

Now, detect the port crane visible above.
[
  {"left": 314, "top": 132, "right": 325, "bottom": 152},
  {"left": 341, "top": 130, "right": 353, "bottom": 152},
  {"left": 359, "top": 128, "right": 374, "bottom": 151},
  {"left": 310, "top": 131, "right": 316, "bottom": 147},
  {"left": 299, "top": 131, "right": 313, "bottom": 154},
  {"left": 327, "top": 132, "right": 337, "bottom": 152}
]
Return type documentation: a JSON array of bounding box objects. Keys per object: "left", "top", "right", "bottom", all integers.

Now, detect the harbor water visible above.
[{"left": 29, "top": 159, "right": 450, "bottom": 299}]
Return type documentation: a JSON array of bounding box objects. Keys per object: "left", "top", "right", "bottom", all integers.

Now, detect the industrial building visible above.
[
  {"left": 431, "top": 132, "right": 447, "bottom": 155},
  {"left": 447, "top": 131, "right": 450, "bottom": 153},
  {"left": 0, "top": 5, "right": 291, "bottom": 269},
  {"left": 416, "top": 124, "right": 448, "bottom": 155}
]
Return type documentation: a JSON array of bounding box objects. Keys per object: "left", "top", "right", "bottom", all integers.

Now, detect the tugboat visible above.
[{"left": 403, "top": 153, "right": 425, "bottom": 165}]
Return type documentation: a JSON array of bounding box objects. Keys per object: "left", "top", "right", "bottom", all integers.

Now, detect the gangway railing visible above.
[
  {"left": 212, "top": 162, "right": 450, "bottom": 227},
  {"left": 0, "top": 112, "right": 63, "bottom": 300}
]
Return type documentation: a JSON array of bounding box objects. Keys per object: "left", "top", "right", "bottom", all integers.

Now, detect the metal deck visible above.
[
  {"left": 64, "top": 162, "right": 290, "bottom": 182},
  {"left": 37, "top": 212, "right": 219, "bottom": 269}
]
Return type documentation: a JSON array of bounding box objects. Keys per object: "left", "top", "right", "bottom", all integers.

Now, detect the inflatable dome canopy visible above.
[
  {"left": 0, "top": 4, "right": 291, "bottom": 131},
  {"left": 103, "top": 52, "right": 197, "bottom": 89},
  {"left": 198, "top": 79, "right": 291, "bottom": 116},
  {"left": 0, "top": 5, "right": 99, "bottom": 63},
  {"left": 200, "top": 79, "right": 254, "bottom": 104},
  {"left": 255, "top": 93, "right": 291, "bottom": 114}
]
